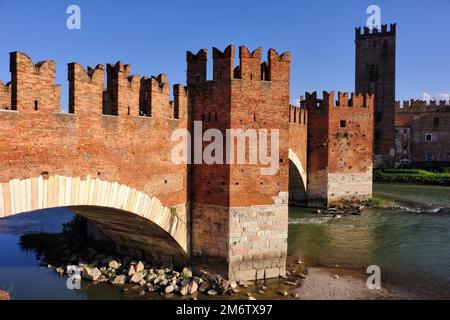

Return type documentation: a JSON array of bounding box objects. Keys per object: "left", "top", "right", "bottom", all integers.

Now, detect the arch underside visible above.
[
  {"left": 0, "top": 175, "right": 188, "bottom": 256},
  {"left": 288, "top": 149, "right": 307, "bottom": 206}
]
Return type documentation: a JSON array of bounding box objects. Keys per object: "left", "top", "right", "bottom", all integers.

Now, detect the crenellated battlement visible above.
[
  {"left": 1, "top": 52, "right": 187, "bottom": 121},
  {"left": 186, "top": 45, "right": 291, "bottom": 84},
  {"left": 355, "top": 23, "right": 396, "bottom": 39},
  {"left": 10, "top": 51, "right": 61, "bottom": 112},
  {"left": 289, "top": 105, "right": 308, "bottom": 125},
  {"left": 395, "top": 99, "right": 450, "bottom": 112},
  {"left": 10, "top": 51, "right": 56, "bottom": 78},
  {"left": 302, "top": 91, "right": 374, "bottom": 110}
]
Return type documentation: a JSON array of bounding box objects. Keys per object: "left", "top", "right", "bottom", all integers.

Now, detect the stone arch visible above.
[
  {"left": 288, "top": 149, "right": 307, "bottom": 206},
  {"left": 0, "top": 175, "right": 188, "bottom": 254}
]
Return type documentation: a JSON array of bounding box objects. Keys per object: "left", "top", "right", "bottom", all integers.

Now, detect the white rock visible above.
[
  {"left": 180, "top": 285, "right": 189, "bottom": 296},
  {"left": 108, "top": 260, "right": 120, "bottom": 270},
  {"left": 128, "top": 265, "right": 136, "bottom": 277},
  {"left": 207, "top": 289, "right": 217, "bottom": 296},
  {"left": 82, "top": 267, "right": 102, "bottom": 281},
  {"left": 189, "top": 280, "right": 198, "bottom": 294},
  {"left": 111, "top": 275, "right": 126, "bottom": 285},
  {"left": 182, "top": 267, "right": 193, "bottom": 278},
  {"left": 130, "top": 272, "right": 144, "bottom": 284},
  {"left": 165, "top": 285, "right": 175, "bottom": 294},
  {"left": 136, "top": 262, "right": 145, "bottom": 273}
]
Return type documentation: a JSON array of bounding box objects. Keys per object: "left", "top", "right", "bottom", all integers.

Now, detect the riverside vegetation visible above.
[{"left": 374, "top": 168, "right": 450, "bottom": 186}]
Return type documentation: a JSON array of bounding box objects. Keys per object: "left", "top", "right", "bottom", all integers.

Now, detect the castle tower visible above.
[
  {"left": 187, "top": 45, "right": 290, "bottom": 280},
  {"left": 355, "top": 24, "right": 396, "bottom": 159},
  {"left": 303, "top": 91, "right": 374, "bottom": 208}
]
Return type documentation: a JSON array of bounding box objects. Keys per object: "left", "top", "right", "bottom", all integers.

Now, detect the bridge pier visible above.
[{"left": 191, "top": 197, "right": 288, "bottom": 281}]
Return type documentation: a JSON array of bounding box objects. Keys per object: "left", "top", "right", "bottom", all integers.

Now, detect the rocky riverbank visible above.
[
  {"left": 314, "top": 198, "right": 400, "bottom": 217},
  {"left": 17, "top": 214, "right": 418, "bottom": 300},
  {"left": 19, "top": 216, "right": 307, "bottom": 300}
]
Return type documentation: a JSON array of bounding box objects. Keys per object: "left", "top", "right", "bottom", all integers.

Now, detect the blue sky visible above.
[{"left": 0, "top": 0, "right": 449, "bottom": 110}]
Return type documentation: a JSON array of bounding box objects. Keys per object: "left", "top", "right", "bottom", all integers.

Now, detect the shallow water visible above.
[
  {"left": 1, "top": 183, "right": 450, "bottom": 299},
  {"left": 289, "top": 184, "right": 450, "bottom": 298}
]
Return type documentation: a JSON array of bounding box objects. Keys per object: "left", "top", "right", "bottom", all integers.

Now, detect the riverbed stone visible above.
[
  {"left": 182, "top": 267, "right": 193, "bottom": 279},
  {"left": 207, "top": 289, "right": 217, "bottom": 296},
  {"left": 111, "top": 275, "right": 126, "bottom": 285},
  {"left": 108, "top": 260, "right": 120, "bottom": 270},
  {"left": 189, "top": 280, "right": 198, "bottom": 294},
  {"left": 130, "top": 272, "right": 144, "bottom": 284},
  {"left": 128, "top": 265, "right": 136, "bottom": 277},
  {"left": 82, "top": 267, "right": 102, "bottom": 281},
  {"left": 136, "top": 262, "right": 145, "bottom": 273},
  {"left": 165, "top": 285, "right": 175, "bottom": 294}
]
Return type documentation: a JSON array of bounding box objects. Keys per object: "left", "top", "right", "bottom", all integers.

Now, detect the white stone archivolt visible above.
[
  {"left": 289, "top": 149, "right": 307, "bottom": 192},
  {"left": 0, "top": 175, "right": 188, "bottom": 253}
]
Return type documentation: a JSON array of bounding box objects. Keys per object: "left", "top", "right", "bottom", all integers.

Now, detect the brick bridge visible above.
[{"left": 0, "top": 46, "right": 373, "bottom": 280}]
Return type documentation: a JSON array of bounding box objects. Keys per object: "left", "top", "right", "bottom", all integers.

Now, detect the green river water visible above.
[{"left": 1, "top": 183, "right": 449, "bottom": 299}]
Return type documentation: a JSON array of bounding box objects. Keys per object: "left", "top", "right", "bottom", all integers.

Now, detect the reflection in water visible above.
[{"left": 1, "top": 184, "right": 450, "bottom": 299}]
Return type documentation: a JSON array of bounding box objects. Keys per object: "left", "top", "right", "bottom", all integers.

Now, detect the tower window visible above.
[
  {"left": 425, "top": 133, "right": 433, "bottom": 142},
  {"left": 340, "top": 120, "right": 347, "bottom": 128},
  {"left": 34, "top": 100, "right": 38, "bottom": 111}
]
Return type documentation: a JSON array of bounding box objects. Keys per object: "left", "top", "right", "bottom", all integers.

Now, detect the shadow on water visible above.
[{"left": 2, "top": 184, "right": 450, "bottom": 299}]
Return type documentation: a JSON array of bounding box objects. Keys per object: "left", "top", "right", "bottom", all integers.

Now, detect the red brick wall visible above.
[
  {"left": 188, "top": 46, "right": 290, "bottom": 279},
  {"left": 355, "top": 24, "right": 396, "bottom": 156},
  {"left": 187, "top": 46, "right": 290, "bottom": 207},
  {"left": 395, "top": 101, "right": 450, "bottom": 162},
  {"left": 10, "top": 52, "right": 61, "bottom": 113},
  {"left": 305, "top": 91, "right": 374, "bottom": 207},
  {"left": 289, "top": 106, "right": 308, "bottom": 204},
  {"left": 0, "top": 52, "right": 188, "bottom": 210}
]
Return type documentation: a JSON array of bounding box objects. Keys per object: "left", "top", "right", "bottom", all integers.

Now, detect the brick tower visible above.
[
  {"left": 355, "top": 24, "right": 396, "bottom": 160},
  {"left": 187, "top": 45, "right": 290, "bottom": 280},
  {"left": 303, "top": 91, "right": 374, "bottom": 208}
]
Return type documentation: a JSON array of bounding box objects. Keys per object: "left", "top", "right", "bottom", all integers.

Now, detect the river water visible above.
[{"left": 1, "top": 183, "right": 450, "bottom": 299}]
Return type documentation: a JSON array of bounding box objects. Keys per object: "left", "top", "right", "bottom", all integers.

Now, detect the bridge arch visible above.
[
  {"left": 0, "top": 175, "right": 188, "bottom": 255},
  {"left": 288, "top": 149, "right": 307, "bottom": 206}
]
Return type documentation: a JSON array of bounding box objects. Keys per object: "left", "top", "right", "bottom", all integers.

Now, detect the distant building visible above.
[
  {"left": 355, "top": 24, "right": 397, "bottom": 166},
  {"left": 355, "top": 23, "right": 450, "bottom": 166}
]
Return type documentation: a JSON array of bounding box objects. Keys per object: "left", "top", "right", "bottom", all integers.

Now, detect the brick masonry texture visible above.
[
  {"left": 0, "top": 45, "right": 375, "bottom": 280},
  {"left": 303, "top": 91, "right": 374, "bottom": 207},
  {"left": 0, "top": 52, "right": 189, "bottom": 252},
  {"left": 289, "top": 106, "right": 308, "bottom": 205},
  {"left": 395, "top": 101, "right": 450, "bottom": 162},
  {"left": 187, "top": 46, "right": 291, "bottom": 280},
  {"left": 355, "top": 24, "right": 396, "bottom": 157}
]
